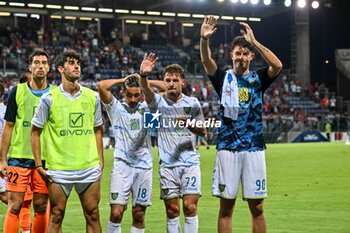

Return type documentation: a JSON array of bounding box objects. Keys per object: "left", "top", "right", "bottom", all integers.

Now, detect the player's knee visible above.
[
  {"left": 50, "top": 208, "right": 64, "bottom": 224},
  {"left": 110, "top": 206, "right": 124, "bottom": 223},
  {"left": 166, "top": 204, "right": 180, "bottom": 218},
  {"left": 132, "top": 208, "right": 145, "bottom": 226},
  {"left": 251, "top": 202, "right": 264, "bottom": 218},
  {"left": 33, "top": 199, "right": 48, "bottom": 214},
  {"left": 183, "top": 201, "right": 197, "bottom": 217},
  {"left": 8, "top": 201, "right": 23, "bottom": 215},
  {"left": 84, "top": 206, "right": 100, "bottom": 223}
]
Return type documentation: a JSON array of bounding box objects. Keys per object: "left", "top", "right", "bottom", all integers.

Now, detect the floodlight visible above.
[
  {"left": 311, "top": 1, "right": 319, "bottom": 9},
  {"left": 297, "top": 0, "right": 306, "bottom": 8},
  {"left": 28, "top": 3, "right": 44, "bottom": 8},
  {"left": 183, "top": 23, "right": 194, "bottom": 27},
  {"left": 115, "top": 9, "right": 129, "bottom": 14},
  {"left": 147, "top": 11, "right": 161, "bottom": 15},
  {"left": 222, "top": 16, "right": 234, "bottom": 20},
  {"left": 46, "top": 5, "right": 61, "bottom": 9},
  {"left": 125, "top": 20, "right": 138, "bottom": 24},
  {"left": 31, "top": 14, "right": 40, "bottom": 19},
  {"left": 98, "top": 8, "right": 113, "bottom": 13},
  {"left": 163, "top": 12, "right": 176, "bottom": 16},
  {"left": 9, "top": 2, "right": 25, "bottom": 7},
  {"left": 14, "top": 13, "right": 27, "bottom": 17},
  {"left": 263, "top": 0, "right": 271, "bottom": 6},
  {"left": 81, "top": 7, "right": 96, "bottom": 11},
  {"left": 64, "top": 6, "right": 79, "bottom": 11},
  {"left": 131, "top": 10, "right": 145, "bottom": 15},
  {"left": 155, "top": 21, "right": 167, "bottom": 25},
  {"left": 284, "top": 0, "right": 292, "bottom": 7}
]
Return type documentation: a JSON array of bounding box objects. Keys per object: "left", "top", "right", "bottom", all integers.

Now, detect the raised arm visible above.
[
  {"left": 139, "top": 53, "right": 158, "bottom": 104},
  {"left": 97, "top": 77, "right": 126, "bottom": 104},
  {"left": 239, "top": 22, "right": 283, "bottom": 78},
  {"left": 200, "top": 16, "right": 218, "bottom": 76}
]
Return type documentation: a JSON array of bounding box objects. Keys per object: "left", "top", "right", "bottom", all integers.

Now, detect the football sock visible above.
[
  {"left": 32, "top": 213, "right": 48, "bottom": 233},
  {"left": 167, "top": 216, "right": 181, "bottom": 233},
  {"left": 19, "top": 200, "right": 31, "bottom": 232},
  {"left": 106, "top": 220, "right": 121, "bottom": 233},
  {"left": 4, "top": 211, "right": 19, "bottom": 233},
  {"left": 130, "top": 226, "right": 145, "bottom": 233},
  {"left": 184, "top": 216, "right": 198, "bottom": 233}
]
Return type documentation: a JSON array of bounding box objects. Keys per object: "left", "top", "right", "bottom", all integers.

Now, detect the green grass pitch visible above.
[{"left": 1, "top": 142, "right": 350, "bottom": 232}]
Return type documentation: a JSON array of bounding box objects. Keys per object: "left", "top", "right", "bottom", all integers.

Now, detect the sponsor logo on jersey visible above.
[
  {"left": 60, "top": 112, "right": 92, "bottom": 136},
  {"left": 69, "top": 112, "right": 84, "bottom": 128},
  {"left": 238, "top": 87, "right": 249, "bottom": 102}
]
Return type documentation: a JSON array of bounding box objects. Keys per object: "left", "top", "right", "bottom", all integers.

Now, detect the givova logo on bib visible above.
[
  {"left": 23, "top": 106, "right": 38, "bottom": 127},
  {"left": 70, "top": 112, "right": 84, "bottom": 128},
  {"left": 60, "top": 112, "right": 92, "bottom": 136}
]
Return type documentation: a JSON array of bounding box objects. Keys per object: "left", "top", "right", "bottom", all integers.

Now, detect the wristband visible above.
[
  {"left": 201, "top": 36, "right": 208, "bottom": 40},
  {"left": 140, "top": 73, "right": 148, "bottom": 78},
  {"left": 36, "top": 165, "right": 43, "bottom": 169}
]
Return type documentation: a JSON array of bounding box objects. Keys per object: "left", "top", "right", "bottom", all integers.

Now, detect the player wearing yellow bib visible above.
[
  {"left": 0, "top": 49, "right": 53, "bottom": 233},
  {"left": 31, "top": 51, "right": 104, "bottom": 233}
]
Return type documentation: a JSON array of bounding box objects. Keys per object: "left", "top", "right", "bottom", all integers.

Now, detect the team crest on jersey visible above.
[
  {"left": 238, "top": 87, "right": 249, "bottom": 102},
  {"left": 183, "top": 107, "right": 191, "bottom": 114},
  {"left": 138, "top": 108, "right": 145, "bottom": 115},
  {"left": 111, "top": 193, "right": 119, "bottom": 200},
  {"left": 219, "top": 184, "right": 226, "bottom": 192},
  {"left": 162, "top": 188, "right": 169, "bottom": 195},
  {"left": 130, "top": 118, "right": 140, "bottom": 131},
  {"left": 249, "top": 78, "right": 255, "bottom": 85}
]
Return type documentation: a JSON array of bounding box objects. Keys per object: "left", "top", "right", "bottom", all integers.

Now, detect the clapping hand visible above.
[{"left": 239, "top": 22, "right": 256, "bottom": 45}]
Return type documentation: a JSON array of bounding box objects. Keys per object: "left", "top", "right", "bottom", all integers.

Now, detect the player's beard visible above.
[
  {"left": 167, "top": 89, "right": 181, "bottom": 100},
  {"left": 64, "top": 71, "right": 80, "bottom": 82},
  {"left": 128, "top": 101, "right": 138, "bottom": 108},
  {"left": 234, "top": 61, "right": 248, "bottom": 75},
  {"left": 32, "top": 72, "right": 47, "bottom": 81}
]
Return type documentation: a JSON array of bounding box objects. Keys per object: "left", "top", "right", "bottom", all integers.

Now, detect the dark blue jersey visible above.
[{"left": 209, "top": 67, "right": 277, "bottom": 152}]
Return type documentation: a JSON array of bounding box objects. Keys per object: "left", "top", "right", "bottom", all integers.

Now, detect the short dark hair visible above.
[
  {"left": 19, "top": 72, "right": 30, "bottom": 83},
  {"left": 163, "top": 64, "right": 185, "bottom": 79},
  {"left": 124, "top": 74, "right": 140, "bottom": 89},
  {"left": 28, "top": 49, "right": 50, "bottom": 65},
  {"left": 54, "top": 51, "right": 81, "bottom": 71},
  {"left": 231, "top": 36, "right": 254, "bottom": 52}
]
